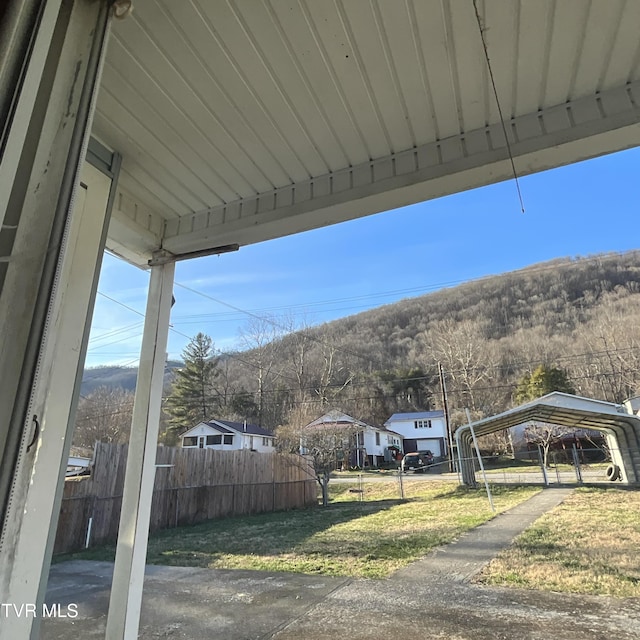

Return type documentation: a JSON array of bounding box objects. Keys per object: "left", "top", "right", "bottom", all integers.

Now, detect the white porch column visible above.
[
  {"left": 0, "top": 2, "right": 113, "bottom": 639},
  {"left": 106, "top": 261, "right": 175, "bottom": 640}
]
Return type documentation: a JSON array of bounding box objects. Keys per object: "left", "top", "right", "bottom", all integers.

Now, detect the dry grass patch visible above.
[{"left": 478, "top": 487, "right": 640, "bottom": 597}]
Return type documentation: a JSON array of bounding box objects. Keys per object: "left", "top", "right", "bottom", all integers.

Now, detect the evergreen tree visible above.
[
  {"left": 165, "top": 333, "right": 220, "bottom": 434},
  {"left": 515, "top": 365, "right": 575, "bottom": 404}
]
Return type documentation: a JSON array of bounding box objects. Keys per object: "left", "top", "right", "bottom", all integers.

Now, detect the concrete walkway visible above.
[
  {"left": 42, "top": 487, "right": 640, "bottom": 639},
  {"left": 393, "top": 486, "right": 573, "bottom": 583}
]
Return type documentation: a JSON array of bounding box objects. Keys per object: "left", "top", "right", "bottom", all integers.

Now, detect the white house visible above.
[
  {"left": 305, "top": 410, "right": 402, "bottom": 467},
  {"left": 385, "top": 411, "right": 448, "bottom": 458},
  {"left": 181, "top": 419, "right": 276, "bottom": 453}
]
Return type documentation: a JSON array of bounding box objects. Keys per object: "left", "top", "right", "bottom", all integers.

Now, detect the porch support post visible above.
[{"left": 106, "top": 261, "right": 175, "bottom": 640}]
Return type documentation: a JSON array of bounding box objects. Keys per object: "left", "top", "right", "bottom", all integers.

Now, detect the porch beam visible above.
[{"left": 163, "top": 82, "right": 640, "bottom": 254}]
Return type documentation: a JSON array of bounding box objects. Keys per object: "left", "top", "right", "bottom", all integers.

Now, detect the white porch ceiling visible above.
[{"left": 95, "top": 0, "right": 640, "bottom": 266}]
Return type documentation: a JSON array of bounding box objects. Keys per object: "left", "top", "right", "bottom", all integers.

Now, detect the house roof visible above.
[
  {"left": 306, "top": 410, "right": 382, "bottom": 431},
  {"left": 180, "top": 420, "right": 275, "bottom": 438},
  {"left": 386, "top": 411, "right": 445, "bottom": 423},
  {"left": 209, "top": 420, "right": 275, "bottom": 437},
  {"left": 305, "top": 411, "right": 403, "bottom": 439}
]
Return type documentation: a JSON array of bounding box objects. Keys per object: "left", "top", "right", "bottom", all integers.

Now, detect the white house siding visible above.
[
  {"left": 363, "top": 430, "right": 382, "bottom": 466},
  {"left": 306, "top": 411, "right": 402, "bottom": 468},
  {"left": 362, "top": 428, "right": 402, "bottom": 466},
  {"left": 239, "top": 433, "right": 275, "bottom": 453},
  {"left": 181, "top": 423, "right": 275, "bottom": 453},
  {"left": 384, "top": 412, "right": 448, "bottom": 458}
]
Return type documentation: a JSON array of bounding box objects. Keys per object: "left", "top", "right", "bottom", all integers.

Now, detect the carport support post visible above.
[
  {"left": 538, "top": 446, "right": 549, "bottom": 486},
  {"left": 106, "top": 261, "right": 175, "bottom": 640},
  {"left": 466, "top": 409, "right": 495, "bottom": 512},
  {"left": 572, "top": 444, "right": 583, "bottom": 484}
]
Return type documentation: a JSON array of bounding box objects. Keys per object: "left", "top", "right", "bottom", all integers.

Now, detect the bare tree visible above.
[
  {"left": 422, "top": 318, "right": 496, "bottom": 413},
  {"left": 310, "top": 338, "right": 353, "bottom": 408},
  {"left": 477, "top": 429, "right": 514, "bottom": 457},
  {"left": 280, "top": 311, "right": 315, "bottom": 393},
  {"left": 238, "top": 315, "right": 284, "bottom": 425},
  {"left": 73, "top": 386, "right": 134, "bottom": 448},
  {"left": 524, "top": 422, "right": 573, "bottom": 468},
  {"left": 302, "top": 423, "right": 360, "bottom": 506},
  {"left": 277, "top": 404, "right": 360, "bottom": 507},
  {"left": 574, "top": 293, "right": 640, "bottom": 402}
]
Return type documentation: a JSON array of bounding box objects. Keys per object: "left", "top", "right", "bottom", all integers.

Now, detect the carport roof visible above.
[
  {"left": 457, "top": 392, "right": 640, "bottom": 439},
  {"left": 97, "top": 0, "right": 640, "bottom": 266}
]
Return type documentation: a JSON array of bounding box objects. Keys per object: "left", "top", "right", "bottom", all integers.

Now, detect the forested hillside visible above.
[{"left": 79, "top": 251, "right": 640, "bottom": 445}]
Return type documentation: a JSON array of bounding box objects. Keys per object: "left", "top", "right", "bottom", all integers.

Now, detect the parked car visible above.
[{"left": 401, "top": 450, "right": 434, "bottom": 473}]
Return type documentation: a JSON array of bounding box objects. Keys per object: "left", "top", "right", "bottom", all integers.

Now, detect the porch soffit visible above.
[{"left": 95, "top": 0, "right": 640, "bottom": 265}]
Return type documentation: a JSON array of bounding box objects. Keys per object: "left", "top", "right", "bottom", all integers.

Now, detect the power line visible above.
[
  {"left": 76, "top": 361, "right": 640, "bottom": 423},
  {"left": 91, "top": 249, "right": 640, "bottom": 361},
  {"left": 173, "top": 281, "right": 387, "bottom": 371}
]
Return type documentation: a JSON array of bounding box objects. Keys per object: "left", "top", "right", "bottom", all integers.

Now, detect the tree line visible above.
[{"left": 73, "top": 251, "right": 640, "bottom": 450}]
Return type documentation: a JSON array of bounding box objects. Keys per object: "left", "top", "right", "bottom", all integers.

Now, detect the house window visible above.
[
  {"left": 262, "top": 437, "right": 269, "bottom": 446},
  {"left": 375, "top": 432, "right": 380, "bottom": 446},
  {"left": 183, "top": 436, "right": 197, "bottom": 447},
  {"left": 414, "top": 419, "right": 432, "bottom": 429},
  {"left": 206, "top": 435, "right": 222, "bottom": 445},
  {"left": 223, "top": 435, "right": 233, "bottom": 445}
]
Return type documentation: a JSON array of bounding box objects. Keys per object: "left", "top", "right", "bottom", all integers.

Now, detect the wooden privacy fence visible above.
[{"left": 55, "top": 443, "right": 317, "bottom": 554}]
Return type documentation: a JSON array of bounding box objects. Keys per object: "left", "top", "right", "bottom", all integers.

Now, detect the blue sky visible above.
[{"left": 85, "top": 146, "right": 640, "bottom": 368}]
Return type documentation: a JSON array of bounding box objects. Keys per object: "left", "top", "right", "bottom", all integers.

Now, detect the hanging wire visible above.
[{"left": 472, "top": 0, "right": 525, "bottom": 213}]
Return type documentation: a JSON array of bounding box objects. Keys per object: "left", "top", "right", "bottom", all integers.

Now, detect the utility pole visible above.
[{"left": 439, "top": 363, "right": 455, "bottom": 472}]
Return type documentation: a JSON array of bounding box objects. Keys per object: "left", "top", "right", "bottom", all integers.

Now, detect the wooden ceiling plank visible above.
[
  {"left": 110, "top": 14, "right": 284, "bottom": 194},
  {"left": 343, "top": 0, "right": 414, "bottom": 152},
  {"left": 96, "top": 90, "right": 211, "bottom": 212},
  {"left": 572, "top": 0, "right": 625, "bottom": 99},
  {"left": 143, "top": 1, "right": 301, "bottom": 187},
  {"left": 271, "top": 0, "right": 370, "bottom": 167},
  {"left": 304, "top": 0, "right": 390, "bottom": 159},
  {"left": 234, "top": 0, "right": 348, "bottom": 173},
  {"left": 514, "top": 0, "right": 552, "bottom": 117},
  {"left": 104, "top": 40, "right": 258, "bottom": 200},
  {"left": 600, "top": 0, "right": 640, "bottom": 90},
  {"left": 375, "top": 0, "right": 436, "bottom": 147},
  {"left": 412, "top": 0, "right": 460, "bottom": 140},
  {"left": 191, "top": 0, "right": 320, "bottom": 180},
  {"left": 100, "top": 63, "right": 229, "bottom": 206},
  {"left": 448, "top": 0, "right": 488, "bottom": 133}
]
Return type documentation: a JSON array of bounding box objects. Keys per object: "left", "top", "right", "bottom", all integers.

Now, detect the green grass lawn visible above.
[
  {"left": 478, "top": 487, "right": 640, "bottom": 597},
  {"left": 65, "top": 481, "right": 539, "bottom": 578}
]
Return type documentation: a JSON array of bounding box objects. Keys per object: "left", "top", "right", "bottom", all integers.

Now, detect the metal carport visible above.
[{"left": 456, "top": 392, "right": 640, "bottom": 486}]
